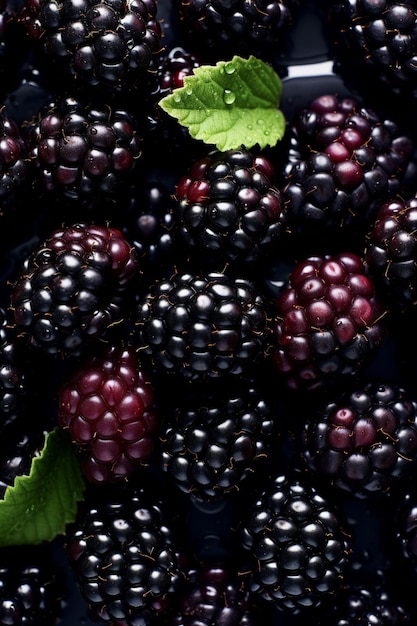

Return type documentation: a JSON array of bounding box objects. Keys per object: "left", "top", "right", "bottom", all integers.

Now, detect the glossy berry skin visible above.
[
  {"left": 18, "top": 0, "right": 162, "bottom": 94},
  {"left": 269, "top": 252, "right": 385, "bottom": 392},
  {"left": 58, "top": 345, "right": 158, "bottom": 484},
  {"left": 170, "top": 565, "right": 261, "bottom": 626},
  {"left": 239, "top": 471, "right": 350, "bottom": 613},
  {"left": 160, "top": 381, "right": 275, "bottom": 501},
  {"left": 303, "top": 382, "right": 417, "bottom": 498},
  {"left": 11, "top": 223, "right": 139, "bottom": 358},
  {"left": 329, "top": 1, "right": 417, "bottom": 101},
  {"left": 175, "top": 149, "right": 287, "bottom": 270},
  {"left": 26, "top": 95, "right": 143, "bottom": 214},
  {"left": 0, "top": 543, "right": 64, "bottom": 626},
  {"left": 0, "top": 424, "right": 47, "bottom": 498},
  {"left": 0, "top": 306, "right": 27, "bottom": 431},
  {"left": 66, "top": 483, "right": 183, "bottom": 626},
  {"left": 282, "top": 94, "right": 417, "bottom": 251},
  {"left": 133, "top": 270, "right": 269, "bottom": 381},
  {"left": 0, "top": 110, "right": 29, "bottom": 215},
  {"left": 174, "top": 0, "right": 300, "bottom": 62},
  {"left": 365, "top": 197, "right": 417, "bottom": 314}
]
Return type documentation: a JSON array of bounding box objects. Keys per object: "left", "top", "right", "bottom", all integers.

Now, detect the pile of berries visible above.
[{"left": 2, "top": 0, "right": 417, "bottom": 625}]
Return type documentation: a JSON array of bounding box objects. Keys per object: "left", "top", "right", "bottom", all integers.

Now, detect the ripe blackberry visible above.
[
  {"left": 169, "top": 564, "right": 262, "bottom": 626},
  {"left": 133, "top": 269, "right": 269, "bottom": 381},
  {"left": 0, "top": 543, "right": 64, "bottom": 625},
  {"left": 10, "top": 222, "right": 139, "bottom": 358},
  {"left": 173, "top": 0, "right": 300, "bottom": 62},
  {"left": 365, "top": 196, "right": 417, "bottom": 315},
  {"left": 0, "top": 305, "right": 27, "bottom": 431},
  {"left": 269, "top": 251, "right": 386, "bottom": 392},
  {"left": 302, "top": 381, "right": 417, "bottom": 498},
  {"left": 18, "top": 0, "right": 163, "bottom": 95},
  {"left": 174, "top": 148, "right": 287, "bottom": 272},
  {"left": 0, "top": 422, "right": 47, "bottom": 498},
  {"left": 26, "top": 95, "right": 143, "bottom": 216},
  {"left": 66, "top": 481, "right": 184, "bottom": 625},
  {"left": 0, "top": 109, "right": 29, "bottom": 217},
  {"left": 160, "top": 379, "right": 275, "bottom": 501},
  {"left": 329, "top": 1, "right": 417, "bottom": 102},
  {"left": 239, "top": 470, "right": 351, "bottom": 613},
  {"left": 281, "top": 94, "right": 417, "bottom": 253},
  {"left": 58, "top": 344, "right": 159, "bottom": 484}
]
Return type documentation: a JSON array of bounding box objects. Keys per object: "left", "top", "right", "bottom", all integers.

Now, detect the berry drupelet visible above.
[
  {"left": 10, "top": 222, "right": 139, "bottom": 358},
  {"left": 0, "top": 305, "right": 27, "bottom": 431},
  {"left": 302, "top": 381, "right": 417, "bottom": 499},
  {"left": 174, "top": 148, "right": 287, "bottom": 272},
  {"left": 239, "top": 470, "right": 351, "bottom": 614},
  {"left": 58, "top": 344, "right": 159, "bottom": 484},
  {"left": 0, "top": 109, "right": 30, "bottom": 217},
  {"left": 269, "top": 251, "right": 386, "bottom": 392},
  {"left": 133, "top": 269, "right": 269, "bottom": 381}
]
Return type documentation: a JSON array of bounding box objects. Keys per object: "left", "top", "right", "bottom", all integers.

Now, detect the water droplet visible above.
[
  {"left": 185, "top": 86, "right": 193, "bottom": 96},
  {"left": 247, "top": 124, "right": 253, "bottom": 130},
  {"left": 173, "top": 93, "right": 181, "bottom": 103},
  {"left": 223, "top": 89, "right": 236, "bottom": 105},
  {"left": 257, "top": 118, "right": 265, "bottom": 126},
  {"left": 224, "top": 62, "right": 236, "bottom": 75},
  {"left": 264, "top": 130, "right": 270, "bottom": 136}
]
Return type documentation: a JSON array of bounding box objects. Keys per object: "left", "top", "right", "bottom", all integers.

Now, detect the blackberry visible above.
[
  {"left": 329, "top": 1, "right": 417, "bottom": 102},
  {"left": 66, "top": 481, "right": 184, "bottom": 625},
  {"left": 239, "top": 470, "right": 351, "bottom": 613},
  {"left": 58, "top": 344, "right": 159, "bottom": 484},
  {"left": 281, "top": 94, "right": 417, "bottom": 252},
  {"left": 0, "top": 305, "right": 27, "bottom": 431},
  {"left": 160, "top": 379, "right": 276, "bottom": 501},
  {"left": 26, "top": 95, "right": 143, "bottom": 216},
  {"left": 269, "top": 251, "right": 386, "bottom": 392},
  {"left": 18, "top": 0, "right": 163, "bottom": 95},
  {"left": 174, "top": 148, "right": 287, "bottom": 272},
  {"left": 169, "top": 564, "right": 262, "bottom": 626},
  {"left": 10, "top": 222, "right": 139, "bottom": 358},
  {"left": 0, "top": 109, "right": 29, "bottom": 217},
  {"left": 173, "top": 0, "right": 300, "bottom": 63},
  {"left": 365, "top": 196, "right": 417, "bottom": 315},
  {"left": 302, "top": 381, "right": 417, "bottom": 498},
  {"left": 0, "top": 543, "right": 64, "bottom": 625},
  {"left": 133, "top": 269, "right": 269, "bottom": 381}
]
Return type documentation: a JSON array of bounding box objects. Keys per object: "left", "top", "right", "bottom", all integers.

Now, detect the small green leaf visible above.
[
  {"left": 159, "top": 55, "right": 286, "bottom": 151},
  {"left": 0, "top": 428, "right": 85, "bottom": 547}
]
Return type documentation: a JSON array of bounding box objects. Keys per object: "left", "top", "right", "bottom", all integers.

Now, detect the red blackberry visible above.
[
  {"left": 10, "top": 222, "right": 139, "bottom": 358},
  {"left": 66, "top": 481, "right": 184, "bottom": 625},
  {"left": 0, "top": 543, "right": 64, "bottom": 625},
  {"left": 169, "top": 564, "right": 262, "bottom": 626},
  {"left": 329, "top": 1, "right": 417, "bottom": 102},
  {"left": 302, "top": 381, "right": 417, "bottom": 498},
  {"left": 365, "top": 196, "right": 417, "bottom": 315},
  {"left": 160, "top": 379, "right": 275, "bottom": 501},
  {"left": 133, "top": 269, "right": 269, "bottom": 381},
  {"left": 269, "top": 251, "right": 386, "bottom": 392},
  {"left": 26, "top": 95, "right": 143, "bottom": 216},
  {"left": 174, "top": 148, "right": 287, "bottom": 272},
  {"left": 281, "top": 94, "right": 417, "bottom": 253},
  {"left": 58, "top": 344, "right": 159, "bottom": 484},
  {"left": 239, "top": 470, "right": 351, "bottom": 613},
  {"left": 173, "top": 0, "right": 300, "bottom": 62},
  {"left": 18, "top": 0, "right": 163, "bottom": 95}
]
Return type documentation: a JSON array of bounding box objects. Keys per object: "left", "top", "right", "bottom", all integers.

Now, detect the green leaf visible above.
[
  {"left": 0, "top": 428, "right": 85, "bottom": 547},
  {"left": 159, "top": 55, "right": 286, "bottom": 151}
]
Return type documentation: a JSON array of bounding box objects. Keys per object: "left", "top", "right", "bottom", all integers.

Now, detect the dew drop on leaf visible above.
[
  {"left": 224, "top": 62, "right": 236, "bottom": 74},
  {"left": 223, "top": 89, "right": 236, "bottom": 105}
]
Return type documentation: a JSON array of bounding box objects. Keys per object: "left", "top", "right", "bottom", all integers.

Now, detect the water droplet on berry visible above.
[
  {"left": 224, "top": 62, "right": 236, "bottom": 74},
  {"left": 223, "top": 89, "right": 236, "bottom": 105}
]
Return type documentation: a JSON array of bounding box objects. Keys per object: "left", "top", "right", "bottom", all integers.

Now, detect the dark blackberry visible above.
[
  {"left": 160, "top": 379, "right": 276, "bottom": 501},
  {"left": 302, "top": 381, "right": 417, "bottom": 498},
  {"left": 329, "top": 1, "right": 417, "bottom": 102},
  {"left": 0, "top": 305, "right": 27, "bottom": 431},
  {"left": 26, "top": 94, "right": 143, "bottom": 216},
  {"left": 58, "top": 344, "right": 159, "bottom": 484},
  {"left": 0, "top": 543, "right": 64, "bottom": 625},
  {"left": 174, "top": 148, "right": 287, "bottom": 272},
  {"left": 239, "top": 470, "right": 351, "bottom": 614},
  {"left": 281, "top": 94, "right": 417, "bottom": 253},
  {"left": 173, "top": 0, "right": 300, "bottom": 63},
  {"left": 18, "top": 0, "right": 163, "bottom": 96},
  {"left": 133, "top": 269, "right": 269, "bottom": 381},
  {"left": 269, "top": 251, "right": 386, "bottom": 392},
  {"left": 169, "top": 564, "right": 262, "bottom": 626},
  {"left": 10, "top": 222, "right": 139, "bottom": 358},
  {"left": 0, "top": 109, "right": 30, "bottom": 217},
  {"left": 66, "top": 481, "right": 184, "bottom": 625},
  {"left": 365, "top": 196, "right": 417, "bottom": 315}
]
